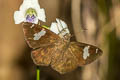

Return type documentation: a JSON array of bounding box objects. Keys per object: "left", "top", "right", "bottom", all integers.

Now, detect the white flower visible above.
[
  {"left": 50, "top": 18, "right": 70, "bottom": 37},
  {"left": 14, "top": 0, "right": 46, "bottom": 24}
]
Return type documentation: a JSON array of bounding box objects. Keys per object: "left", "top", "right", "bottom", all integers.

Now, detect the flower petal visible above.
[
  {"left": 50, "top": 22, "right": 59, "bottom": 34},
  {"left": 14, "top": 11, "right": 25, "bottom": 24},
  {"left": 20, "top": 0, "right": 40, "bottom": 14},
  {"left": 50, "top": 18, "right": 70, "bottom": 35},
  {"left": 37, "top": 8, "right": 46, "bottom": 22},
  {"left": 56, "top": 18, "right": 67, "bottom": 28},
  {"left": 34, "top": 18, "right": 39, "bottom": 24}
]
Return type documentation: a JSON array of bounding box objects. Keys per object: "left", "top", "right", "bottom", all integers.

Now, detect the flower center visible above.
[{"left": 25, "top": 8, "right": 37, "bottom": 23}]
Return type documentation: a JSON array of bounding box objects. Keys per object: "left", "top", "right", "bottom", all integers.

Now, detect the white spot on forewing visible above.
[
  {"left": 30, "top": 24, "right": 35, "bottom": 28},
  {"left": 96, "top": 49, "right": 98, "bottom": 53},
  {"left": 33, "top": 29, "right": 46, "bottom": 40},
  {"left": 83, "top": 46, "right": 90, "bottom": 60}
]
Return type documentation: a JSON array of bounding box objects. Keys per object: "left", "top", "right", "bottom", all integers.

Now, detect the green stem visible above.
[{"left": 36, "top": 66, "right": 40, "bottom": 80}]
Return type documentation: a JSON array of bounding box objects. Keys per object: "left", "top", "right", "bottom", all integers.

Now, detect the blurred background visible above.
[{"left": 0, "top": 0, "right": 120, "bottom": 80}]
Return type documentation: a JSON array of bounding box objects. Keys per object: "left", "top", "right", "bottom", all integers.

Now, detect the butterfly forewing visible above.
[
  {"left": 23, "top": 23, "right": 60, "bottom": 49},
  {"left": 51, "top": 41, "right": 102, "bottom": 74},
  {"left": 69, "top": 42, "right": 103, "bottom": 66}
]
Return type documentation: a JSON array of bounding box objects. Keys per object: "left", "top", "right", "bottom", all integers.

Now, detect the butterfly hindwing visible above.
[
  {"left": 31, "top": 44, "right": 55, "bottom": 66},
  {"left": 50, "top": 40, "right": 78, "bottom": 74},
  {"left": 23, "top": 23, "right": 60, "bottom": 49},
  {"left": 31, "top": 38, "right": 78, "bottom": 74},
  {"left": 51, "top": 46, "right": 78, "bottom": 74}
]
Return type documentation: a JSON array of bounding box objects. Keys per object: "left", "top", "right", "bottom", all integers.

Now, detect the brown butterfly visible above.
[{"left": 22, "top": 19, "right": 102, "bottom": 74}]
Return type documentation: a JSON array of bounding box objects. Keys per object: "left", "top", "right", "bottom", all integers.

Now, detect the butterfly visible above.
[{"left": 22, "top": 18, "right": 103, "bottom": 74}]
